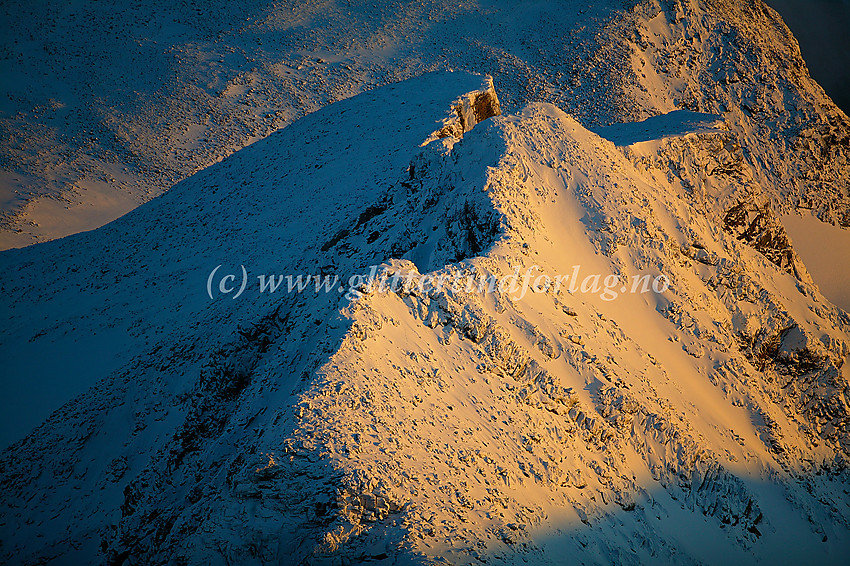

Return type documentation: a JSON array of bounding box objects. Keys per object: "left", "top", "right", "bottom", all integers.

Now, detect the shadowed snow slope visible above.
[
  {"left": 594, "top": 110, "right": 724, "bottom": 146},
  {"left": 1, "top": 72, "right": 848, "bottom": 565},
  {"left": 0, "top": 72, "right": 499, "bottom": 449}
]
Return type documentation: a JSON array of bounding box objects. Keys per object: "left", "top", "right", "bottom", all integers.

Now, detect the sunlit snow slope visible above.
[{"left": 1, "top": 71, "right": 848, "bottom": 565}]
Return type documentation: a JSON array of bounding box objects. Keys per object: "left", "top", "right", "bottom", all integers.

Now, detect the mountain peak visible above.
[{"left": 2, "top": 68, "right": 848, "bottom": 564}]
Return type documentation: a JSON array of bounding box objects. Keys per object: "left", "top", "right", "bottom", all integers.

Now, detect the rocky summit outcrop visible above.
[{"left": 431, "top": 77, "right": 502, "bottom": 142}]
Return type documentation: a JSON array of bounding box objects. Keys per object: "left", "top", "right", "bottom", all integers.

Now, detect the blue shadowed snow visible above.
[
  {"left": 0, "top": 70, "right": 494, "bottom": 449},
  {"left": 594, "top": 110, "right": 725, "bottom": 146}
]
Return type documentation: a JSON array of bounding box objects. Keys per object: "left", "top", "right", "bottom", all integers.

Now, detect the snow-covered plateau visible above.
[{"left": 1, "top": 1, "right": 849, "bottom": 565}]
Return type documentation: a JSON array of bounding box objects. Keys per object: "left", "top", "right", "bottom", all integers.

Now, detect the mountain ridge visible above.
[
  {"left": 1, "top": 71, "right": 848, "bottom": 564},
  {"left": 2, "top": 0, "right": 850, "bottom": 564}
]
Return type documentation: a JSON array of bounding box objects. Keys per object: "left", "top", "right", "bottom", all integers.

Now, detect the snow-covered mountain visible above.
[
  {"left": 2, "top": 0, "right": 848, "bottom": 247},
  {"left": 1, "top": 1, "right": 849, "bottom": 565}
]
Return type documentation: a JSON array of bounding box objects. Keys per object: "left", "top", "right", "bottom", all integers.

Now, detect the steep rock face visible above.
[
  {"left": 431, "top": 78, "right": 502, "bottom": 141},
  {"left": 722, "top": 201, "right": 808, "bottom": 281},
  {"left": 2, "top": 75, "right": 848, "bottom": 565}
]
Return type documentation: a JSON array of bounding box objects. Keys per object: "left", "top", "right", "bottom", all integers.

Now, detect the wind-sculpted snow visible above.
[{"left": 1, "top": 72, "right": 848, "bottom": 565}]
